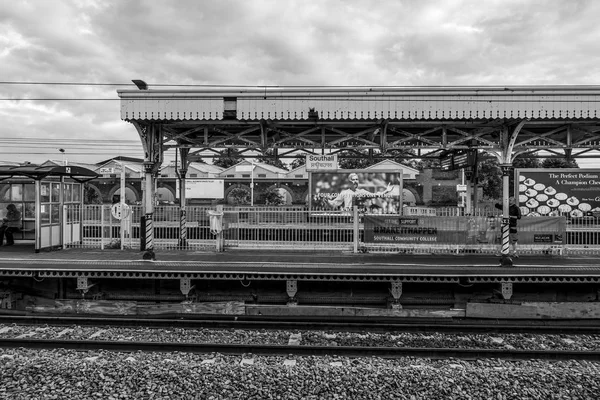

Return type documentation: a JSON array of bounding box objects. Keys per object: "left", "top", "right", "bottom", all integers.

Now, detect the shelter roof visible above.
[
  {"left": 95, "top": 156, "right": 144, "bottom": 165},
  {"left": 189, "top": 162, "right": 224, "bottom": 174},
  {"left": 0, "top": 165, "right": 99, "bottom": 182},
  {"left": 41, "top": 160, "right": 100, "bottom": 171},
  {"left": 365, "top": 160, "right": 420, "bottom": 173},
  {"left": 220, "top": 160, "right": 288, "bottom": 176}
]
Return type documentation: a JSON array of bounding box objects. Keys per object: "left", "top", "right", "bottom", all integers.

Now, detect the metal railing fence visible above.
[
  {"left": 63, "top": 205, "right": 600, "bottom": 255},
  {"left": 73, "top": 205, "right": 215, "bottom": 251}
]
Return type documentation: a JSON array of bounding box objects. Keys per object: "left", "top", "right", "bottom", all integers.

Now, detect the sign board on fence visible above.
[
  {"left": 176, "top": 179, "right": 224, "bottom": 199},
  {"left": 305, "top": 155, "right": 338, "bottom": 171},
  {"left": 516, "top": 168, "right": 600, "bottom": 217},
  {"left": 111, "top": 203, "right": 130, "bottom": 220},
  {"left": 363, "top": 215, "right": 565, "bottom": 245}
]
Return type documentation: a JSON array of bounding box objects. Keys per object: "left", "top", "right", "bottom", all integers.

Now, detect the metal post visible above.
[
  {"left": 143, "top": 161, "right": 156, "bottom": 260},
  {"left": 500, "top": 164, "right": 513, "bottom": 267},
  {"left": 216, "top": 204, "right": 224, "bottom": 252},
  {"left": 59, "top": 176, "right": 65, "bottom": 248},
  {"left": 466, "top": 180, "right": 472, "bottom": 215},
  {"left": 79, "top": 184, "right": 84, "bottom": 246},
  {"left": 353, "top": 205, "right": 359, "bottom": 253},
  {"left": 100, "top": 205, "right": 105, "bottom": 250},
  {"left": 120, "top": 164, "right": 125, "bottom": 250},
  {"left": 250, "top": 161, "right": 255, "bottom": 206},
  {"left": 179, "top": 168, "right": 187, "bottom": 248}
]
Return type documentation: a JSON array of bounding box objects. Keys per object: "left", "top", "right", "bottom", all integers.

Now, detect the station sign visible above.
[
  {"left": 111, "top": 203, "right": 131, "bottom": 220},
  {"left": 306, "top": 155, "right": 338, "bottom": 171},
  {"left": 440, "top": 150, "right": 477, "bottom": 171}
]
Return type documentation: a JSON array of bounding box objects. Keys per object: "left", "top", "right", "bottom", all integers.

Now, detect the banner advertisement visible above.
[
  {"left": 364, "top": 215, "right": 565, "bottom": 245},
  {"left": 310, "top": 171, "right": 403, "bottom": 214},
  {"left": 516, "top": 169, "right": 600, "bottom": 217}
]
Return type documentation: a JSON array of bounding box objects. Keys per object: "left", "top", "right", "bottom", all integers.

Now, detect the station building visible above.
[{"left": 15, "top": 158, "right": 465, "bottom": 207}]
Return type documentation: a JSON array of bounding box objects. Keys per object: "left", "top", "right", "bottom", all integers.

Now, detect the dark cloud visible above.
[{"left": 1, "top": 0, "right": 600, "bottom": 163}]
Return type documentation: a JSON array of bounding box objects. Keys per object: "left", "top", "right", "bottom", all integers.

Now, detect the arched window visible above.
[
  {"left": 156, "top": 187, "right": 175, "bottom": 204},
  {"left": 276, "top": 187, "right": 292, "bottom": 205},
  {"left": 114, "top": 187, "right": 138, "bottom": 204},
  {"left": 402, "top": 189, "right": 417, "bottom": 206}
]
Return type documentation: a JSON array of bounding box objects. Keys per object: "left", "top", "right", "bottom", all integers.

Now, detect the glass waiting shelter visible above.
[{"left": 0, "top": 165, "right": 99, "bottom": 252}]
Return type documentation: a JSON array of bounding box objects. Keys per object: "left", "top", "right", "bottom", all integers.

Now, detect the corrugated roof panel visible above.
[{"left": 119, "top": 87, "right": 600, "bottom": 121}]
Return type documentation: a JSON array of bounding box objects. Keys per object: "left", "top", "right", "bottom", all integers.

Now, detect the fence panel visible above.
[
  {"left": 564, "top": 217, "right": 600, "bottom": 255},
  {"left": 360, "top": 214, "right": 567, "bottom": 255},
  {"left": 67, "top": 205, "right": 215, "bottom": 250},
  {"left": 223, "top": 208, "right": 354, "bottom": 250},
  {"left": 63, "top": 204, "right": 600, "bottom": 255}
]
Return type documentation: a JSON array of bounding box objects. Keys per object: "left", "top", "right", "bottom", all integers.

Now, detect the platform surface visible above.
[{"left": 0, "top": 244, "right": 599, "bottom": 279}]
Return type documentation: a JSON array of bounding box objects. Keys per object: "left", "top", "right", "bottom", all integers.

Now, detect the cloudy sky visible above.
[{"left": 1, "top": 0, "right": 599, "bottom": 166}]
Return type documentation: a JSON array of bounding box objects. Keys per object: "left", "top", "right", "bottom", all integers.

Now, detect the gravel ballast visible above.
[
  {"left": 1, "top": 323, "right": 600, "bottom": 351},
  {"left": 1, "top": 349, "right": 600, "bottom": 400}
]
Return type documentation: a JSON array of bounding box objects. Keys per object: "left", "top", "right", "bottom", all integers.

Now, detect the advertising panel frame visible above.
[
  {"left": 309, "top": 169, "right": 404, "bottom": 214},
  {"left": 516, "top": 168, "right": 600, "bottom": 218},
  {"left": 175, "top": 179, "right": 225, "bottom": 200}
]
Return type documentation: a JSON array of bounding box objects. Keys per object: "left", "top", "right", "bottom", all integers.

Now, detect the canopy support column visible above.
[
  {"left": 178, "top": 148, "right": 190, "bottom": 248},
  {"left": 134, "top": 122, "right": 163, "bottom": 261},
  {"left": 495, "top": 120, "right": 527, "bottom": 267}
]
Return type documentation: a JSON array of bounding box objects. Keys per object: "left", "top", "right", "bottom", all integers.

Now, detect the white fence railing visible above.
[{"left": 63, "top": 205, "right": 600, "bottom": 255}]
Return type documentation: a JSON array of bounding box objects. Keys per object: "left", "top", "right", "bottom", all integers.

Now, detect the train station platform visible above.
[{"left": 1, "top": 244, "right": 599, "bottom": 283}]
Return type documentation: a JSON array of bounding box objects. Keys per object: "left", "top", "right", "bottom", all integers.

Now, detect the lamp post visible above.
[
  {"left": 114, "top": 161, "right": 128, "bottom": 250},
  {"left": 58, "top": 148, "right": 67, "bottom": 166}
]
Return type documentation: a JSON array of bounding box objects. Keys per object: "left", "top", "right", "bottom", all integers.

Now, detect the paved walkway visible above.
[{"left": 1, "top": 244, "right": 599, "bottom": 277}]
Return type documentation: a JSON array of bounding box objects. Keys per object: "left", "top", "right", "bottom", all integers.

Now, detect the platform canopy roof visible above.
[
  {"left": 0, "top": 165, "right": 99, "bottom": 182},
  {"left": 118, "top": 85, "right": 600, "bottom": 163}
]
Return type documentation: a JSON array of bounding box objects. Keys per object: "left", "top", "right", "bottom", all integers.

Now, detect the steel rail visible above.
[
  {"left": 1, "top": 339, "right": 599, "bottom": 362},
  {"left": 1, "top": 315, "right": 600, "bottom": 334}
]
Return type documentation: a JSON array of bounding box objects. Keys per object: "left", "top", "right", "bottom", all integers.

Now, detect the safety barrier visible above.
[
  {"left": 63, "top": 205, "right": 600, "bottom": 255},
  {"left": 70, "top": 205, "right": 215, "bottom": 251},
  {"left": 223, "top": 208, "right": 354, "bottom": 251}
]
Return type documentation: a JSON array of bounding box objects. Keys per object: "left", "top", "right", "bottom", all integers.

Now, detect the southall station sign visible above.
[{"left": 306, "top": 155, "right": 338, "bottom": 171}]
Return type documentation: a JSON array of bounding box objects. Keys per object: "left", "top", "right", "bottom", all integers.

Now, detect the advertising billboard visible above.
[
  {"left": 363, "top": 215, "right": 565, "bottom": 245},
  {"left": 516, "top": 169, "right": 600, "bottom": 217},
  {"left": 310, "top": 170, "right": 403, "bottom": 214},
  {"left": 175, "top": 179, "right": 224, "bottom": 199}
]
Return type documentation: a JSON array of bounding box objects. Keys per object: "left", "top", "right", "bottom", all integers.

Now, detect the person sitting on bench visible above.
[{"left": 0, "top": 204, "right": 22, "bottom": 246}]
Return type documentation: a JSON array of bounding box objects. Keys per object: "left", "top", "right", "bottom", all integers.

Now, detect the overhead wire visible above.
[
  {"left": 2, "top": 81, "right": 600, "bottom": 101},
  {"left": 2, "top": 81, "right": 599, "bottom": 89}
]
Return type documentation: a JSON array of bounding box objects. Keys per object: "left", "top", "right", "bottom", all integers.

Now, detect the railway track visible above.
[
  {"left": 1, "top": 314, "right": 600, "bottom": 334},
  {"left": 2, "top": 315, "right": 600, "bottom": 362},
  {"left": 1, "top": 338, "right": 600, "bottom": 362}
]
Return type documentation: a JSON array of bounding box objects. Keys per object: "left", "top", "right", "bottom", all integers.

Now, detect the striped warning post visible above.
[
  {"left": 501, "top": 217, "right": 510, "bottom": 255},
  {"left": 179, "top": 208, "right": 187, "bottom": 248},
  {"left": 145, "top": 213, "right": 153, "bottom": 250}
]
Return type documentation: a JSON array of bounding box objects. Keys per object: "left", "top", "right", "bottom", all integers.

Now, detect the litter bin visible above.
[{"left": 207, "top": 210, "right": 224, "bottom": 235}]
